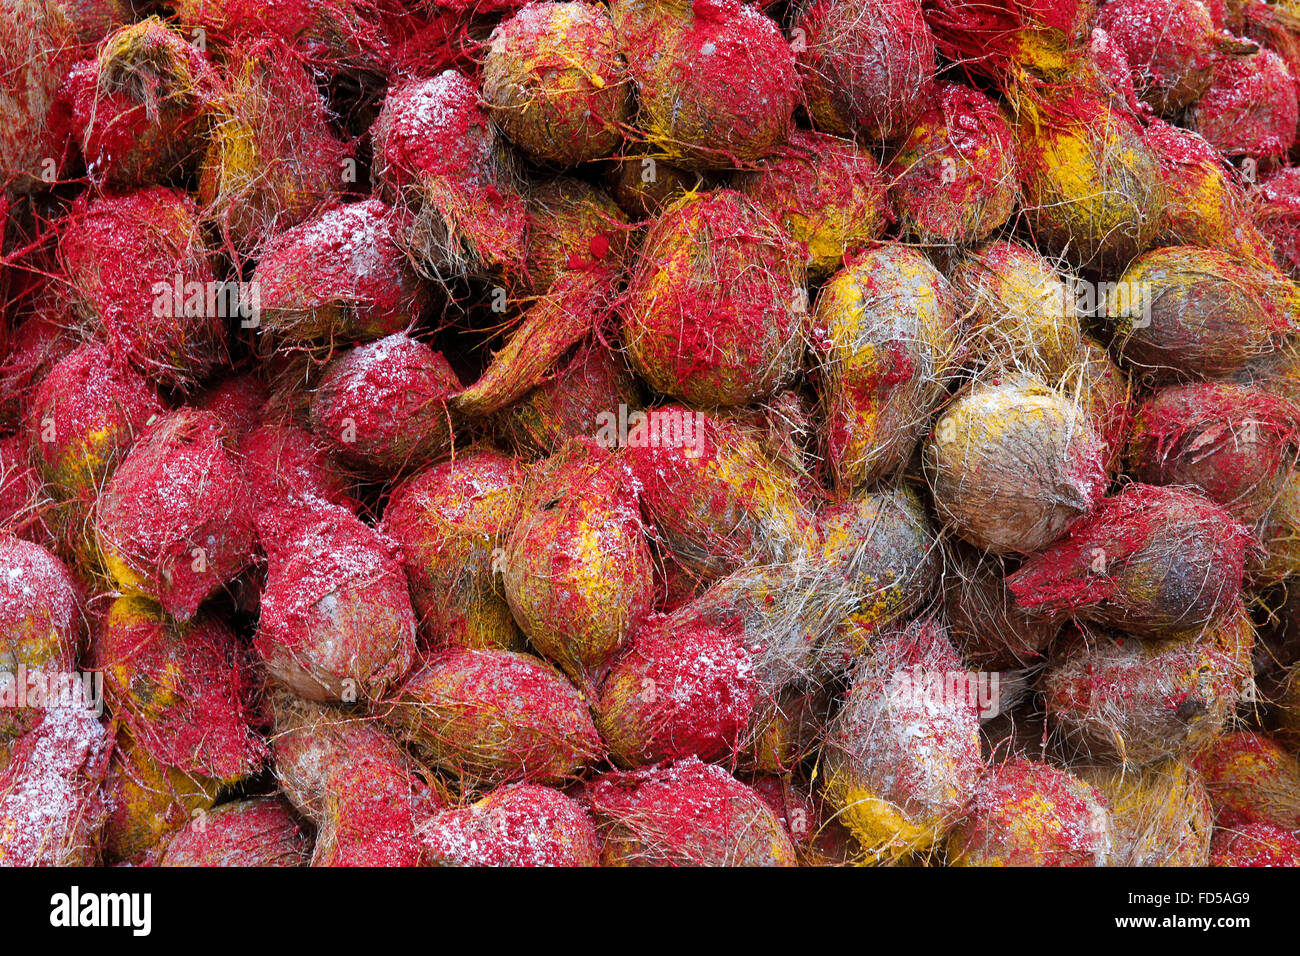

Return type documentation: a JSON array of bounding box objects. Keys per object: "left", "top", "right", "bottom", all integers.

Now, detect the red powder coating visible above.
[
  {"left": 950, "top": 758, "right": 1112, "bottom": 865},
  {"left": 254, "top": 198, "right": 429, "bottom": 343},
  {"left": 27, "top": 342, "right": 165, "bottom": 497},
  {"left": 310, "top": 333, "right": 461, "bottom": 476},
  {"left": 0, "top": 706, "right": 110, "bottom": 866},
  {"left": 922, "top": 0, "right": 1092, "bottom": 76},
  {"left": 623, "top": 405, "right": 812, "bottom": 576},
  {"left": 372, "top": 70, "right": 493, "bottom": 194},
  {"left": 0, "top": 305, "right": 79, "bottom": 431},
  {"left": 59, "top": 187, "right": 225, "bottom": 389},
  {"left": 160, "top": 796, "right": 311, "bottom": 866},
  {"left": 1255, "top": 165, "right": 1300, "bottom": 278},
  {"left": 1209, "top": 821, "right": 1300, "bottom": 865},
  {"left": 254, "top": 499, "right": 417, "bottom": 702},
  {"left": 237, "top": 423, "right": 354, "bottom": 516},
  {"left": 385, "top": 647, "right": 603, "bottom": 786},
  {"left": 63, "top": 21, "right": 215, "bottom": 187},
  {"left": 888, "top": 81, "right": 1018, "bottom": 243},
  {"left": 0, "top": 535, "right": 81, "bottom": 738},
  {"left": 195, "top": 374, "right": 270, "bottom": 446},
  {"left": 0, "top": 435, "right": 47, "bottom": 541},
  {"left": 95, "top": 603, "right": 267, "bottom": 781},
  {"left": 1127, "top": 381, "right": 1299, "bottom": 520},
  {"left": 737, "top": 127, "right": 890, "bottom": 273},
  {"left": 1192, "top": 48, "right": 1298, "bottom": 159},
  {"left": 622, "top": 0, "right": 798, "bottom": 167},
  {"left": 621, "top": 189, "right": 804, "bottom": 407},
  {"left": 420, "top": 783, "right": 602, "bottom": 866},
  {"left": 1096, "top": 0, "right": 1219, "bottom": 112},
  {"left": 597, "top": 614, "right": 759, "bottom": 766},
  {"left": 1088, "top": 27, "right": 1146, "bottom": 116},
  {"left": 795, "top": 0, "right": 936, "bottom": 144},
  {"left": 95, "top": 408, "right": 256, "bottom": 621},
  {"left": 1008, "top": 484, "right": 1253, "bottom": 635},
  {"left": 581, "top": 756, "right": 797, "bottom": 866}
]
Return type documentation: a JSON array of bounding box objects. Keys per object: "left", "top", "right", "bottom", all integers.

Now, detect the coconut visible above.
[
  {"left": 309, "top": 333, "right": 461, "bottom": 476},
  {"left": 615, "top": 0, "right": 797, "bottom": 167},
  {"left": 381, "top": 449, "right": 524, "bottom": 651},
  {"left": 946, "top": 759, "right": 1113, "bottom": 866},
  {"left": 95, "top": 409, "right": 255, "bottom": 620},
  {"left": 0, "top": 706, "right": 109, "bottom": 866},
  {"left": 0, "top": 537, "right": 80, "bottom": 739},
  {"left": 96, "top": 595, "right": 266, "bottom": 784},
  {"left": 944, "top": 543, "right": 1059, "bottom": 669},
  {"left": 604, "top": 152, "right": 702, "bottom": 219},
  {"left": 1009, "top": 483, "right": 1253, "bottom": 638},
  {"left": 595, "top": 613, "right": 758, "bottom": 766},
  {"left": 159, "top": 796, "right": 311, "bottom": 867},
  {"left": 60, "top": 187, "right": 225, "bottom": 389},
  {"left": 271, "top": 695, "right": 434, "bottom": 866},
  {"left": 498, "top": 337, "right": 643, "bottom": 457},
  {"left": 1012, "top": 81, "right": 1164, "bottom": 271},
  {"left": 382, "top": 648, "right": 603, "bottom": 788},
  {"left": 252, "top": 198, "right": 430, "bottom": 348},
  {"left": 1096, "top": 0, "right": 1226, "bottom": 114},
  {"left": 371, "top": 70, "right": 529, "bottom": 279},
  {"left": 419, "top": 783, "right": 602, "bottom": 866},
  {"left": 503, "top": 440, "right": 655, "bottom": 688},
  {"left": 949, "top": 240, "right": 1083, "bottom": 381},
  {"left": 1191, "top": 729, "right": 1300, "bottom": 830},
  {"left": 736, "top": 129, "right": 889, "bottom": 280},
  {"left": 1077, "top": 759, "right": 1214, "bottom": 866},
  {"left": 64, "top": 17, "right": 215, "bottom": 188},
  {"left": 816, "top": 485, "right": 940, "bottom": 643},
  {"left": 1041, "top": 610, "right": 1255, "bottom": 766},
  {"left": 1254, "top": 165, "right": 1300, "bottom": 279},
  {"left": 482, "top": 1, "right": 631, "bottom": 166},
  {"left": 1146, "top": 120, "right": 1273, "bottom": 261},
  {"left": 198, "top": 38, "right": 348, "bottom": 260},
  {"left": 813, "top": 243, "right": 962, "bottom": 493},
  {"left": 100, "top": 730, "right": 219, "bottom": 865},
  {"left": 580, "top": 756, "right": 798, "bottom": 866},
  {"left": 623, "top": 406, "right": 814, "bottom": 580},
  {"left": 1126, "top": 381, "right": 1299, "bottom": 522},
  {"left": 822, "top": 617, "right": 984, "bottom": 861},
  {"left": 1210, "top": 820, "right": 1300, "bottom": 865},
  {"left": 717, "top": 388, "right": 818, "bottom": 484},
  {"left": 622, "top": 189, "right": 805, "bottom": 407},
  {"left": 924, "top": 376, "right": 1108, "bottom": 555},
  {"left": 254, "top": 499, "right": 418, "bottom": 703},
  {"left": 793, "top": 0, "right": 936, "bottom": 144},
  {"left": 27, "top": 342, "right": 164, "bottom": 501},
  {"left": 1191, "top": 48, "right": 1298, "bottom": 159},
  {"left": 888, "top": 82, "right": 1019, "bottom": 244},
  {"left": 922, "top": 0, "right": 1096, "bottom": 77},
  {"left": 0, "top": 0, "right": 77, "bottom": 195},
  {"left": 1107, "top": 245, "right": 1298, "bottom": 381},
  {"left": 523, "top": 177, "right": 629, "bottom": 296},
  {"left": 237, "top": 423, "right": 353, "bottom": 514}
]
